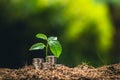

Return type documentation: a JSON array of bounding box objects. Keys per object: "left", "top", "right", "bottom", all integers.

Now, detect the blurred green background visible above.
[{"left": 0, "top": 0, "right": 120, "bottom": 68}]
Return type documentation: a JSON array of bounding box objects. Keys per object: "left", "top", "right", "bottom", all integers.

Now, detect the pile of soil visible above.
[{"left": 0, "top": 63, "right": 120, "bottom": 80}]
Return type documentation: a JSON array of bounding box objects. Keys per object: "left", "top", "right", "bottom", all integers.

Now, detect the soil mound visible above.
[{"left": 0, "top": 63, "right": 120, "bottom": 80}]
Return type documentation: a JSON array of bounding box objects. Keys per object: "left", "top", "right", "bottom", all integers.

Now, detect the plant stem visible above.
[{"left": 46, "top": 42, "right": 48, "bottom": 62}]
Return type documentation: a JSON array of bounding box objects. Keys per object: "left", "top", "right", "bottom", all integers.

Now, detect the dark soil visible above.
[{"left": 0, "top": 63, "right": 120, "bottom": 80}]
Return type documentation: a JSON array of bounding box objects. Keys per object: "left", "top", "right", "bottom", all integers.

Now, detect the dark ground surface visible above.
[{"left": 0, "top": 63, "right": 120, "bottom": 80}]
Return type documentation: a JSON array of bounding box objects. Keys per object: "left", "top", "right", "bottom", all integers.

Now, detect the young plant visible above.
[{"left": 29, "top": 33, "right": 62, "bottom": 60}]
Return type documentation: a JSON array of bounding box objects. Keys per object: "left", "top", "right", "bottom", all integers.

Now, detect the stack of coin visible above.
[
  {"left": 32, "top": 58, "right": 44, "bottom": 69},
  {"left": 46, "top": 56, "right": 56, "bottom": 65}
]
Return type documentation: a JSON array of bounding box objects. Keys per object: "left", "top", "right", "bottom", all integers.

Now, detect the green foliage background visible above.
[{"left": 0, "top": 0, "right": 120, "bottom": 67}]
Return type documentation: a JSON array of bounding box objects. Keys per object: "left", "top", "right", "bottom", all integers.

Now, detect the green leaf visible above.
[
  {"left": 29, "top": 43, "right": 45, "bottom": 51},
  {"left": 36, "top": 33, "right": 47, "bottom": 40},
  {"left": 48, "top": 40, "right": 62, "bottom": 58},
  {"left": 48, "top": 37, "right": 57, "bottom": 41}
]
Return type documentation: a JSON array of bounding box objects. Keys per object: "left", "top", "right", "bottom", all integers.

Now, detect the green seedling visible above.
[{"left": 29, "top": 33, "right": 62, "bottom": 61}]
